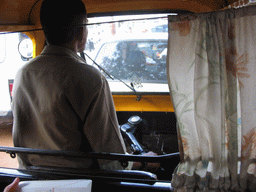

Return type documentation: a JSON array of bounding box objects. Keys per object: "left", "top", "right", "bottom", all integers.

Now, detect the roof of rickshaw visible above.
[{"left": 0, "top": 0, "right": 240, "bottom": 26}]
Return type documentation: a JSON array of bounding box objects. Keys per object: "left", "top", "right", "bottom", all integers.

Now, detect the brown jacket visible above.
[{"left": 12, "top": 45, "right": 127, "bottom": 170}]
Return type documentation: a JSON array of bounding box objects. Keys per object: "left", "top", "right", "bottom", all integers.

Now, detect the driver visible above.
[{"left": 12, "top": 0, "right": 157, "bottom": 171}]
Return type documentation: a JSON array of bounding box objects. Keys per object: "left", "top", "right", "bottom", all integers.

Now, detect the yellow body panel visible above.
[{"left": 113, "top": 95, "right": 174, "bottom": 112}]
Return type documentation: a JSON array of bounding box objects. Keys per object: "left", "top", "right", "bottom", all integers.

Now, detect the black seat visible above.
[{"left": 0, "top": 167, "right": 168, "bottom": 192}]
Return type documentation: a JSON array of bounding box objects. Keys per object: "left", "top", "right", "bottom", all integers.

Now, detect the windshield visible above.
[{"left": 84, "top": 14, "right": 171, "bottom": 93}]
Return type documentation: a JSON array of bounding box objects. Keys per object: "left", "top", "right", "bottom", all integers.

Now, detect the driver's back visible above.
[{"left": 12, "top": 45, "right": 127, "bottom": 170}]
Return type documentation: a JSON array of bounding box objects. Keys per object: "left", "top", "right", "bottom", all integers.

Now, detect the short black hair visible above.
[{"left": 40, "top": 0, "right": 87, "bottom": 45}]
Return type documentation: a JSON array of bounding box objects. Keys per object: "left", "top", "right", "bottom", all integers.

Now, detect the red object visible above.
[{"left": 8, "top": 80, "right": 14, "bottom": 98}]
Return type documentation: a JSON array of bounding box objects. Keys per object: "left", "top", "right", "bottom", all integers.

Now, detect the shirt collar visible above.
[{"left": 41, "top": 45, "right": 85, "bottom": 63}]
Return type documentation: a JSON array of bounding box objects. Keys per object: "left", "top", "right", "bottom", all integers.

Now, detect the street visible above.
[{"left": 0, "top": 117, "right": 18, "bottom": 168}]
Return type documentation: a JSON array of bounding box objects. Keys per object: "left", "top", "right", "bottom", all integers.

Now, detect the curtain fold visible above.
[{"left": 167, "top": 5, "right": 256, "bottom": 191}]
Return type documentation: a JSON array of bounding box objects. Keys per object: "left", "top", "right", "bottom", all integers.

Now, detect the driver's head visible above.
[{"left": 40, "top": 0, "right": 87, "bottom": 47}]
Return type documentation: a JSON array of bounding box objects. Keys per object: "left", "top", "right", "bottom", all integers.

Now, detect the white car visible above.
[{"left": 92, "top": 35, "right": 169, "bottom": 93}]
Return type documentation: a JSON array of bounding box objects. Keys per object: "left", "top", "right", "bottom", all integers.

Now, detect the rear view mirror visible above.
[{"left": 18, "top": 38, "right": 33, "bottom": 59}]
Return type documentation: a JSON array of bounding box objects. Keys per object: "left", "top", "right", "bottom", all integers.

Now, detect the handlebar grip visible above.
[{"left": 126, "top": 132, "right": 145, "bottom": 154}]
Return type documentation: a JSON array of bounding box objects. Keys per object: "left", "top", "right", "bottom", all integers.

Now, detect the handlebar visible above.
[{"left": 120, "top": 116, "right": 146, "bottom": 154}]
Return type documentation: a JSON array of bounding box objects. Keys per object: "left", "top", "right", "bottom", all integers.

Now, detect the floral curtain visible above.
[{"left": 167, "top": 5, "right": 256, "bottom": 191}]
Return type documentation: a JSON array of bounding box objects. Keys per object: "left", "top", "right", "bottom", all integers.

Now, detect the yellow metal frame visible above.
[{"left": 113, "top": 95, "right": 174, "bottom": 112}]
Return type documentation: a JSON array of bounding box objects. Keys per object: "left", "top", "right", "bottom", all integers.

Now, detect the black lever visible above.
[{"left": 120, "top": 116, "right": 145, "bottom": 154}]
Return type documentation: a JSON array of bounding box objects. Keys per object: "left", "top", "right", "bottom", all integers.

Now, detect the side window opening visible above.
[
  {"left": 0, "top": 32, "right": 33, "bottom": 116},
  {"left": 0, "top": 32, "right": 33, "bottom": 168}
]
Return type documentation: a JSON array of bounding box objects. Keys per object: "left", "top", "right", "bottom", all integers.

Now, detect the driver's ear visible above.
[
  {"left": 78, "top": 26, "right": 88, "bottom": 43},
  {"left": 76, "top": 27, "right": 84, "bottom": 41},
  {"left": 76, "top": 26, "right": 88, "bottom": 52}
]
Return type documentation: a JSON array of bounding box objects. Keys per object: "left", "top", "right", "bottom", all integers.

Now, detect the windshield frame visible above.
[{"left": 84, "top": 14, "right": 170, "bottom": 95}]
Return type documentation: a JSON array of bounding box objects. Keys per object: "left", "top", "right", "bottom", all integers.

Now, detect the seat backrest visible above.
[{"left": 25, "top": 166, "right": 158, "bottom": 181}]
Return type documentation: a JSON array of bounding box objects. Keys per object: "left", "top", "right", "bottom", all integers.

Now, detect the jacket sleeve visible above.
[{"left": 82, "top": 77, "right": 129, "bottom": 170}]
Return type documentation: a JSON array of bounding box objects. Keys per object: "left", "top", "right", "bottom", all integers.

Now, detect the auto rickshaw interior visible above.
[{"left": 0, "top": 0, "right": 254, "bottom": 191}]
